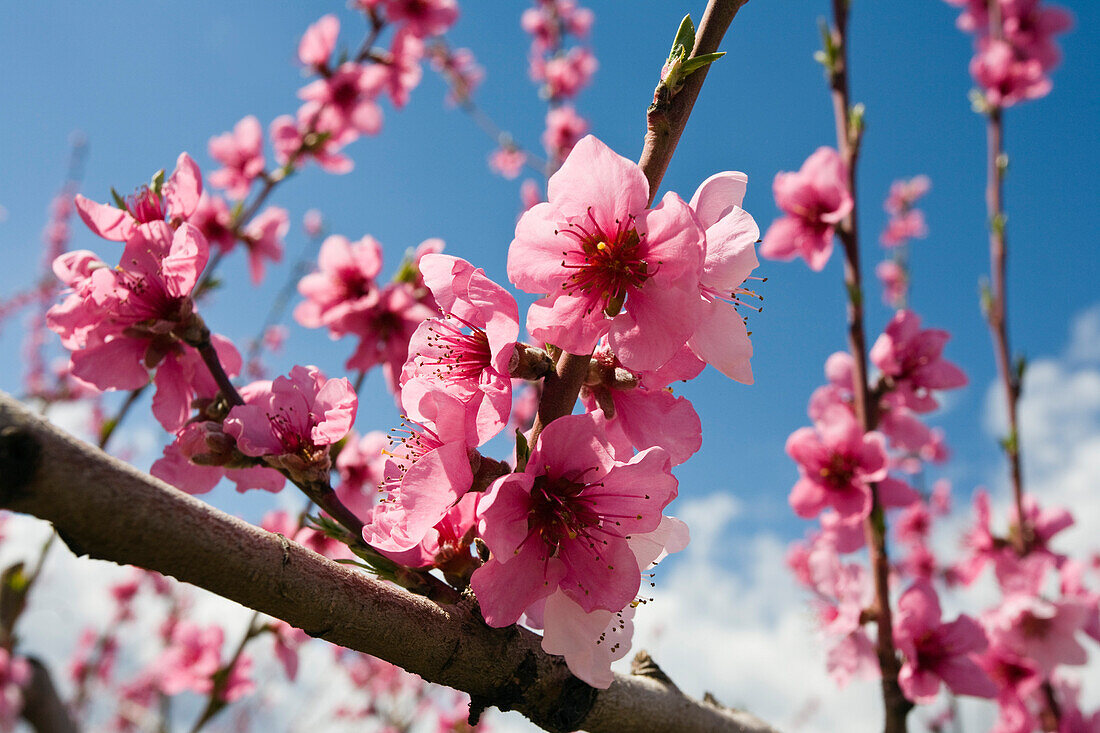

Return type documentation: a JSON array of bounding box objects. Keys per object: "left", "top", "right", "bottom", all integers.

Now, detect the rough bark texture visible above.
[{"left": 0, "top": 392, "right": 778, "bottom": 733}]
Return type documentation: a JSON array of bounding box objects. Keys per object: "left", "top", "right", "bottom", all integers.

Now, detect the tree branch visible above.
[
  {"left": 637, "top": 0, "right": 751, "bottom": 204},
  {"left": 21, "top": 657, "right": 80, "bottom": 733},
  {"left": 0, "top": 392, "right": 778, "bottom": 733}
]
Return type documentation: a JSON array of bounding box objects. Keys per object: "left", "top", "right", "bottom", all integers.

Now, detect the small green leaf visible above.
[
  {"left": 671, "top": 15, "right": 696, "bottom": 58},
  {"left": 110, "top": 187, "right": 128, "bottom": 210},
  {"left": 150, "top": 168, "right": 166, "bottom": 195},
  {"left": 680, "top": 52, "right": 725, "bottom": 76},
  {"left": 515, "top": 428, "right": 530, "bottom": 472},
  {"left": 979, "top": 279, "right": 993, "bottom": 318}
]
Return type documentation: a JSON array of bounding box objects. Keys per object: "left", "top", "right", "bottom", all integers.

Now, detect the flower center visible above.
[
  {"left": 557, "top": 208, "right": 654, "bottom": 317},
  {"left": 818, "top": 453, "right": 858, "bottom": 490},
  {"left": 417, "top": 315, "right": 492, "bottom": 383},
  {"left": 126, "top": 186, "right": 166, "bottom": 224},
  {"left": 527, "top": 473, "right": 603, "bottom": 552}
]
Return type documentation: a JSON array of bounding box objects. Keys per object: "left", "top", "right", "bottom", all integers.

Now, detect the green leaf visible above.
[
  {"left": 514, "top": 428, "right": 530, "bottom": 472},
  {"left": 671, "top": 15, "right": 696, "bottom": 58},
  {"left": 110, "top": 187, "right": 128, "bottom": 210},
  {"left": 150, "top": 168, "right": 166, "bottom": 195},
  {"left": 680, "top": 52, "right": 725, "bottom": 76}
]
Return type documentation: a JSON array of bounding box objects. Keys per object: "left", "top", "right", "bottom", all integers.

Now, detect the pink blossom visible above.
[
  {"left": 220, "top": 654, "right": 254, "bottom": 702},
  {"left": 385, "top": 28, "right": 425, "bottom": 108},
  {"left": 971, "top": 38, "right": 1052, "bottom": 107},
  {"left": 581, "top": 342, "right": 702, "bottom": 466},
  {"left": 489, "top": 146, "right": 527, "bottom": 179},
  {"left": 49, "top": 222, "right": 242, "bottom": 432},
  {"left": 156, "top": 622, "right": 223, "bottom": 696},
  {"left": 384, "top": 0, "right": 458, "bottom": 38},
  {"left": 345, "top": 282, "right": 436, "bottom": 390},
  {"left": 402, "top": 254, "right": 518, "bottom": 445},
  {"left": 299, "top": 14, "right": 339, "bottom": 68},
  {"left": 303, "top": 209, "right": 324, "bottom": 238},
  {"left": 509, "top": 135, "right": 706, "bottom": 370},
  {"left": 760, "top": 147, "right": 852, "bottom": 271},
  {"left": 269, "top": 620, "right": 311, "bottom": 681},
  {"left": 808, "top": 546, "right": 873, "bottom": 638},
  {"left": 538, "top": 589, "right": 635, "bottom": 688},
  {"left": 75, "top": 153, "right": 202, "bottom": 242},
  {"left": 542, "top": 104, "right": 588, "bottom": 162},
  {"left": 786, "top": 407, "right": 888, "bottom": 520},
  {"left": 984, "top": 594, "right": 1090, "bottom": 674},
  {"left": 880, "top": 210, "right": 928, "bottom": 248},
  {"left": 298, "top": 62, "right": 386, "bottom": 139},
  {"left": 870, "top": 309, "right": 967, "bottom": 413},
  {"left": 151, "top": 419, "right": 286, "bottom": 495},
  {"left": 335, "top": 429, "right": 388, "bottom": 519},
  {"left": 471, "top": 413, "right": 677, "bottom": 624},
  {"left": 431, "top": 45, "right": 484, "bottom": 106},
  {"left": 885, "top": 176, "right": 931, "bottom": 215},
  {"left": 686, "top": 171, "right": 761, "bottom": 383},
  {"left": 240, "top": 206, "right": 287, "bottom": 285},
  {"left": 533, "top": 47, "right": 597, "bottom": 99},
  {"left": 893, "top": 580, "right": 996, "bottom": 702},
  {"left": 826, "top": 630, "right": 879, "bottom": 688},
  {"left": 208, "top": 116, "right": 265, "bottom": 200},
  {"left": 0, "top": 650, "right": 30, "bottom": 730},
  {"left": 270, "top": 108, "right": 353, "bottom": 174},
  {"left": 190, "top": 193, "right": 237, "bottom": 253},
  {"left": 379, "top": 491, "right": 479, "bottom": 570},
  {"left": 362, "top": 380, "right": 474, "bottom": 553},
  {"left": 294, "top": 234, "right": 383, "bottom": 336},
  {"left": 224, "top": 365, "right": 357, "bottom": 484},
  {"left": 876, "top": 260, "right": 908, "bottom": 308}
]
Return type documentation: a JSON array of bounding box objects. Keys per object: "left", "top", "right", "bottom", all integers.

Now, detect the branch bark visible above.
[
  {"left": 21, "top": 657, "right": 80, "bottom": 733},
  {"left": 0, "top": 392, "right": 778, "bottom": 733}
]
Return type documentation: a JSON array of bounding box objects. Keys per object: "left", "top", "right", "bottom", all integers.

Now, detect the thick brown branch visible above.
[{"left": 0, "top": 392, "right": 777, "bottom": 733}]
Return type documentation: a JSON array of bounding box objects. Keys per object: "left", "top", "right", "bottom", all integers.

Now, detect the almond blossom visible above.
[
  {"left": 224, "top": 365, "right": 357, "bottom": 485},
  {"left": 400, "top": 254, "right": 519, "bottom": 445},
  {"left": 208, "top": 116, "right": 265, "bottom": 200},
  {"left": 471, "top": 413, "right": 677, "bottom": 625},
  {"left": 508, "top": 134, "right": 706, "bottom": 370},
  {"left": 686, "top": 170, "right": 761, "bottom": 383},
  {"left": 74, "top": 153, "right": 202, "bottom": 243},
  {"left": 760, "top": 147, "right": 852, "bottom": 271},
  {"left": 893, "top": 580, "right": 997, "bottom": 703},
  {"left": 786, "top": 406, "right": 889, "bottom": 520}
]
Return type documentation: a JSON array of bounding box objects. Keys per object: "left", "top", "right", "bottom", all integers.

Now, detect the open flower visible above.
[
  {"left": 471, "top": 413, "right": 677, "bottom": 625},
  {"left": 760, "top": 147, "right": 852, "bottom": 271},
  {"left": 401, "top": 254, "right": 519, "bottom": 445},
  {"left": 224, "top": 365, "right": 356, "bottom": 484},
  {"left": 686, "top": 171, "right": 761, "bottom": 383},
  {"left": 508, "top": 135, "right": 705, "bottom": 370}
]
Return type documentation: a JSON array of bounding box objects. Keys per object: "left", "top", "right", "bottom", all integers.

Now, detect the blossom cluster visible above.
[
  {"left": 875, "top": 175, "right": 930, "bottom": 309},
  {"left": 942, "top": 0, "right": 1072, "bottom": 107}
]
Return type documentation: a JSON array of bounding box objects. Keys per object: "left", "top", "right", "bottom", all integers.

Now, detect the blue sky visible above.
[{"left": 1, "top": 0, "right": 1097, "bottom": 594}]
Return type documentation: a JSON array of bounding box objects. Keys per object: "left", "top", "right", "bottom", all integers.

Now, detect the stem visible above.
[
  {"left": 984, "top": 88, "right": 1027, "bottom": 554},
  {"left": 637, "top": 0, "right": 750, "bottom": 205},
  {"left": 97, "top": 384, "right": 147, "bottom": 451},
  {"left": 193, "top": 327, "right": 244, "bottom": 407},
  {"left": 187, "top": 613, "right": 263, "bottom": 733},
  {"left": 826, "top": 1, "right": 909, "bottom": 730}
]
